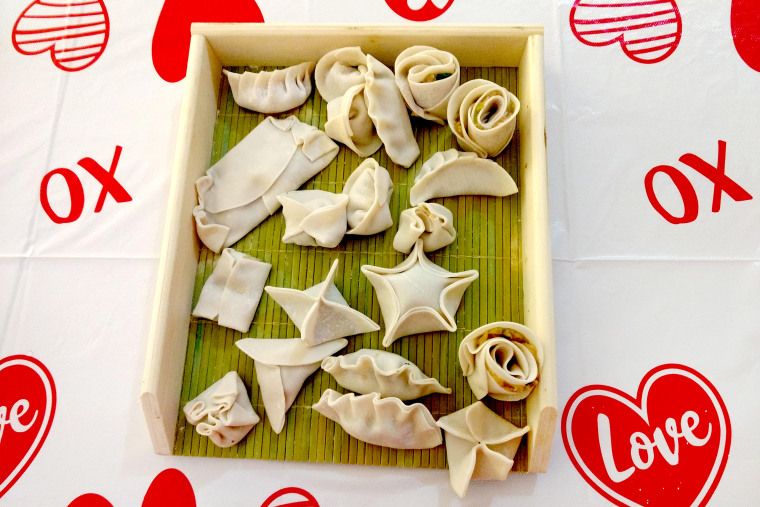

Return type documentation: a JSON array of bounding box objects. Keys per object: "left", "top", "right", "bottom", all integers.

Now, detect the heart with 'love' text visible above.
[
  {"left": 0, "top": 355, "right": 56, "bottom": 499},
  {"left": 562, "top": 364, "right": 730, "bottom": 507}
]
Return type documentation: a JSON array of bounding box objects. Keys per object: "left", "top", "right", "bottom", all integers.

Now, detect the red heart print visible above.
[
  {"left": 0, "top": 355, "right": 56, "bottom": 499},
  {"left": 385, "top": 0, "right": 455, "bottom": 22},
  {"left": 731, "top": 0, "right": 760, "bottom": 72},
  {"left": 562, "top": 364, "right": 730, "bottom": 507},
  {"left": 570, "top": 0, "right": 682, "bottom": 64},
  {"left": 68, "top": 493, "right": 113, "bottom": 507},
  {"left": 141, "top": 468, "right": 196, "bottom": 507},
  {"left": 12, "top": 0, "right": 109, "bottom": 72},
  {"left": 260, "top": 487, "right": 320, "bottom": 507},
  {"left": 151, "top": 0, "right": 264, "bottom": 83}
]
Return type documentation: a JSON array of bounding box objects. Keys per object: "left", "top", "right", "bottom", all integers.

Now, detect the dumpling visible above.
[
  {"left": 393, "top": 202, "right": 456, "bottom": 254},
  {"left": 436, "top": 401, "right": 529, "bottom": 498},
  {"left": 312, "top": 389, "right": 442, "bottom": 449},
  {"left": 315, "top": 46, "right": 369, "bottom": 101},
  {"left": 395, "top": 46, "right": 460, "bottom": 124},
  {"left": 265, "top": 259, "right": 380, "bottom": 346},
  {"left": 324, "top": 83, "right": 382, "bottom": 157},
  {"left": 409, "top": 149, "right": 517, "bottom": 206},
  {"left": 193, "top": 116, "right": 339, "bottom": 252},
  {"left": 223, "top": 61, "right": 315, "bottom": 114},
  {"left": 458, "top": 321, "right": 543, "bottom": 402},
  {"left": 236, "top": 337, "right": 348, "bottom": 434},
  {"left": 277, "top": 190, "right": 348, "bottom": 248},
  {"left": 191, "top": 248, "right": 272, "bottom": 332},
  {"left": 447, "top": 78, "right": 520, "bottom": 158},
  {"left": 183, "top": 371, "right": 260, "bottom": 448},
  {"left": 321, "top": 349, "right": 451, "bottom": 400},
  {"left": 342, "top": 159, "right": 393, "bottom": 235}
]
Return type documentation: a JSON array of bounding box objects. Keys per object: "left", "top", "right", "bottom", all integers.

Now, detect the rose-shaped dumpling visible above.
[
  {"left": 315, "top": 46, "right": 369, "bottom": 101},
  {"left": 458, "top": 321, "right": 543, "bottom": 401},
  {"left": 324, "top": 83, "right": 383, "bottom": 157},
  {"left": 395, "top": 46, "right": 460, "bottom": 124},
  {"left": 447, "top": 79, "right": 520, "bottom": 158},
  {"left": 393, "top": 202, "right": 456, "bottom": 253},
  {"left": 277, "top": 189, "right": 349, "bottom": 248},
  {"left": 342, "top": 159, "right": 393, "bottom": 235}
]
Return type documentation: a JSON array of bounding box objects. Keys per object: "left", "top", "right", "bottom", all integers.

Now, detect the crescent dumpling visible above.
[
  {"left": 312, "top": 389, "right": 442, "bottom": 449},
  {"left": 321, "top": 349, "right": 451, "bottom": 400},
  {"left": 223, "top": 61, "right": 315, "bottom": 114},
  {"left": 409, "top": 149, "right": 517, "bottom": 206},
  {"left": 324, "top": 83, "right": 382, "bottom": 157},
  {"left": 315, "top": 46, "right": 369, "bottom": 101},
  {"left": 342, "top": 159, "right": 393, "bottom": 235},
  {"left": 393, "top": 202, "right": 456, "bottom": 254},
  {"left": 277, "top": 190, "right": 349, "bottom": 248},
  {"left": 395, "top": 46, "right": 460, "bottom": 124}
]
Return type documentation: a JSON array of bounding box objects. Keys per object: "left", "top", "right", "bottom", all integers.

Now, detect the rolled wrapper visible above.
[
  {"left": 191, "top": 249, "right": 272, "bottom": 332},
  {"left": 312, "top": 389, "right": 443, "bottom": 449},
  {"left": 342, "top": 159, "right": 393, "bottom": 235},
  {"left": 193, "top": 116, "right": 339, "bottom": 252},
  {"left": 395, "top": 45, "right": 460, "bottom": 124},
  {"left": 277, "top": 190, "right": 349, "bottom": 248},
  {"left": 458, "top": 321, "right": 543, "bottom": 402},
  {"left": 409, "top": 149, "right": 517, "bottom": 206},
  {"left": 315, "top": 46, "right": 369, "bottom": 101},
  {"left": 183, "top": 371, "right": 260, "bottom": 448},
  {"left": 436, "top": 401, "right": 529, "bottom": 498},
  {"left": 324, "top": 83, "right": 382, "bottom": 157},
  {"left": 223, "top": 61, "right": 315, "bottom": 114},
  {"left": 447, "top": 79, "right": 520, "bottom": 158},
  {"left": 393, "top": 202, "right": 456, "bottom": 253}
]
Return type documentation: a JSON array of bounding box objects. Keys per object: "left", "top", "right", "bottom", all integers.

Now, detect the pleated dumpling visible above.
[
  {"left": 324, "top": 83, "right": 382, "bottom": 157},
  {"left": 312, "top": 389, "right": 442, "bottom": 449},
  {"left": 447, "top": 78, "right": 520, "bottom": 158},
  {"left": 277, "top": 190, "right": 349, "bottom": 248},
  {"left": 395, "top": 46, "right": 460, "bottom": 124},
  {"left": 409, "top": 149, "right": 517, "bottom": 206},
  {"left": 393, "top": 202, "right": 456, "bottom": 254},
  {"left": 321, "top": 349, "right": 452, "bottom": 400},
  {"left": 342, "top": 159, "right": 393, "bottom": 235},
  {"left": 223, "top": 62, "right": 315, "bottom": 114},
  {"left": 315, "top": 46, "right": 369, "bottom": 101}
]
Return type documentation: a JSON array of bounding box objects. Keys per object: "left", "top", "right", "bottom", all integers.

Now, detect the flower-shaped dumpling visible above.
[
  {"left": 395, "top": 46, "right": 460, "bottom": 124},
  {"left": 393, "top": 202, "right": 456, "bottom": 254},
  {"left": 447, "top": 79, "right": 520, "bottom": 158},
  {"left": 183, "top": 371, "right": 260, "bottom": 448},
  {"left": 324, "top": 83, "right": 382, "bottom": 157},
  {"left": 223, "top": 61, "right": 315, "bottom": 114},
  {"left": 436, "top": 401, "right": 529, "bottom": 498},
  {"left": 342, "top": 159, "right": 393, "bottom": 235},
  {"left": 458, "top": 321, "right": 543, "bottom": 401},
  {"left": 277, "top": 189, "right": 349, "bottom": 248}
]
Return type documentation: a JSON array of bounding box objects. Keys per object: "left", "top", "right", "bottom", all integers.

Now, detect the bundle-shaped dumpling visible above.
[
  {"left": 324, "top": 84, "right": 382, "bottom": 157},
  {"left": 321, "top": 349, "right": 451, "bottom": 400},
  {"left": 409, "top": 149, "right": 517, "bottom": 206},
  {"left": 194, "top": 116, "right": 339, "bottom": 252},
  {"left": 223, "top": 61, "right": 315, "bottom": 114},
  {"left": 192, "top": 249, "right": 272, "bottom": 332},
  {"left": 315, "top": 46, "right": 369, "bottom": 101},
  {"left": 395, "top": 46, "right": 460, "bottom": 124},
  {"left": 436, "top": 401, "right": 529, "bottom": 498},
  {"left": 458, "top": 321, "right": 543, "bottom": 401},
  {"left": 342, "top": 159, "right": 393, "bottom": 235},
  {"left": 277, "top": 190, "right": 349, "bottom": 248},
  {"left": 312, "top": 389, "right": 442, "bottom": 449},
  {"left": 183, "top": 371, "right": 260, "bottom": 448},
  {"left": 393, "top": 202, "right": 456, "bottom": 253},
  {"left": 447, "top": 79, "right": 520, "bottom": 158}
]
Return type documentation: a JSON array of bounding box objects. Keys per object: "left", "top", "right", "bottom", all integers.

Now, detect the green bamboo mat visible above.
[{"left": 174, "top": 65, "right": 525, "bottom": 470}]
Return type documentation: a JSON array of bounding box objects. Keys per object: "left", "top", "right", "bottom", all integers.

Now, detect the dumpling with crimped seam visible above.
[
  {"left": 312, "top": 389, "right": 442, "bottom": 449},
  {"left": 393, "top": 202, "right": 456, "bottom": 254},
  {"left": 321, "top": 349, "right": 452, "bottom": 400},
  {"left": 342, "top": 159, "right": 393, "bottom": 235},
  {"left": 224, "top": 61, "right": 315, "bottom": 114}
]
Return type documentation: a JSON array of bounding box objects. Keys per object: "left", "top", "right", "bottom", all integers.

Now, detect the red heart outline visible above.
[
  {"left": 385, "top": 0, "right": 455, "bottom": 22},
  {"left": 0, "top": 355, "right": 56, "bottom": 499},
  {"left": 562, "top": 364, "right": 730, "bottom": 507}
]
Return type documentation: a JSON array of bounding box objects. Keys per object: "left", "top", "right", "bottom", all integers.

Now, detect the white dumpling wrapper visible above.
[
  {"left": 236, "top": 338, "right": 348, "bottom": 434},
  {"left": 223, "top": 61, "right": 315, "bottom": 114},
  {"left": 265, "top": 259, "right": 379, "bottom": 346},
  {"left": 342, "top": 159, "right": 393, "bottom": 235},
  {"left": 395, "top": 46, "right": 460, "bottom": 124},
  {"left": 183, "top": 371, "right": 260, "bottom": 448},
  {"left": 321, "top": 349, "right": 451, "bottom": 400},
  {"left": 409, "top": 149, "right": 517, "bottom": 206},
  {"left": 315, "top": 46, "right": 369, "bottom": 101},
  {"left": 277, "top": 190, "right": 349, "bottom": 248},
  {"left": 447, "top": 78, "right": 520, "bottom": 158},
  {"left": 312, "top": 389, "right": 442, "bottom": 449},
  {"left": 324, "top": 83, "right": 382, "bottom": 157},
  {"left": 458, "top": 321, "right": 544, "bottom": 402},
  {"left": 393, "top": 202, "right": 456, "bottom": 254},
  {"left": 361, "top": 239, "right": 478, "bottom": 347},
  {"left": 194, "top": 116, "right": 339, "bottom": 252},
  {"left": 436, "top": 401, "right": 529, "bottom": 498},
  {"left": 191, "top": 248, "right": 272, "bottom": 332}
]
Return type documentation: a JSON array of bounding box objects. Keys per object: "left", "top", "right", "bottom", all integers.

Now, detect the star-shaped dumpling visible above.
[
  {"left": 265, "top": 259, "right": 379, "bottom": 346},
  {"left": 361, "top": 239, "right": 478, "bottom": 347}
]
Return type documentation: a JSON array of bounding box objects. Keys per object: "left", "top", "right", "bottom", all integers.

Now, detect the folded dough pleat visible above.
[
  {"left": 277, "top": 190, "right": 349, "bottom": 248},
  {"left": 395, "top": 46, "right": 460, "bottom": 124},
  {"left": 324, "top": 84, "right": 383, "bottom": 157},
  {"left": 236, "top": 338, "right": 348, "bottom": 434},
  {"left": 343, "top": 159, "right": 393, "bottom": 235},
  {"left": 223, "top": 61, "right": 315, "bottom": 114},
  {"left": 191, "top": 249, "right": 272, "bottom": 332},
  {"left": 315, "top": 46, "right": 369, "bottom": 101},
  {"left": 393, "top": 202, "right": 456, "bottom": 253}
]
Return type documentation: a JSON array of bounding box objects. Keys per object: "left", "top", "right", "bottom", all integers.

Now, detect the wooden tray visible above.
[{"left": 140, "top": 23, "right": 557, "bottom": 474}]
